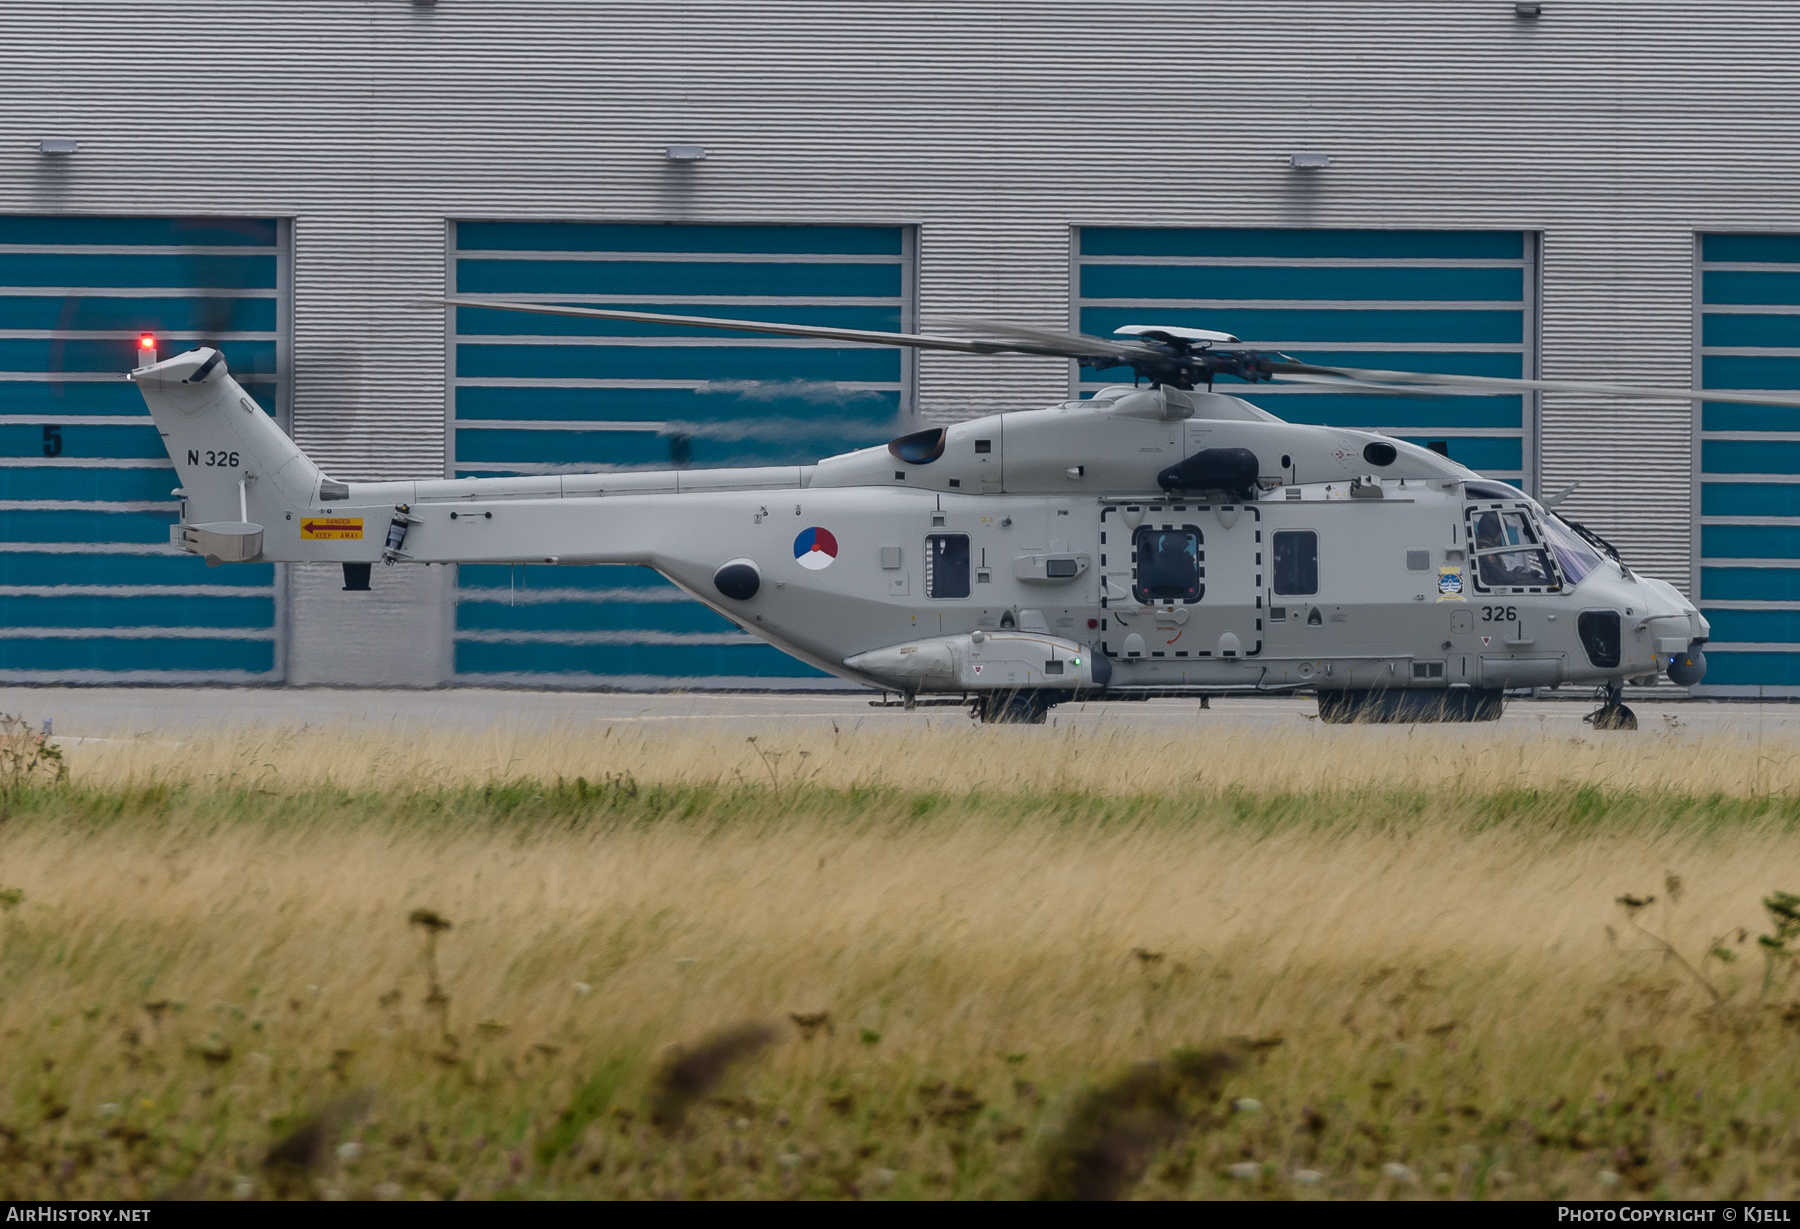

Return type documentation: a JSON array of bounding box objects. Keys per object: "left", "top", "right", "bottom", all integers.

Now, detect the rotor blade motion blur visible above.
[
  {"left": 940, "top": 318, "right": 1159, "bottom": 361},
  {"left": 436, "top": 300, "right": 1800, "bottom": 409},
  {"left": 1272, "top": 360, "right": 1800, "bottom": 410},
  {"left": 1268, "top": 371, "right": 1485, "bottom": 399},
  {"left": 439, "top": 299, "right": 1076, "bottom": 358},
  {"left": 437, "top": 299, "right": 1285, "bottom": 387}
]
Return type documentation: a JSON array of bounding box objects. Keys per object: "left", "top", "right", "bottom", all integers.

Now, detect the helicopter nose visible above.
[{"left": 1665, "top": 645, "right": 1707, "bottom": 686}]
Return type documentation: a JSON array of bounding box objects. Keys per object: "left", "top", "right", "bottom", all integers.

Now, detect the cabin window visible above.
[
  {"left": 1132, "top": 527, "right": 1202, "bottom": 603},
  {"left": 1272, "top": 530, "right": 1318, "bottom": 595},
  {"left": 924, "top": 533, "right": 970, "bottom": 599}
]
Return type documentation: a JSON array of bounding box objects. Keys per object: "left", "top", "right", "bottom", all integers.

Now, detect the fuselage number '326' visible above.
[{"left": 188, "top": 449, "right": 239, "bottom": 467}]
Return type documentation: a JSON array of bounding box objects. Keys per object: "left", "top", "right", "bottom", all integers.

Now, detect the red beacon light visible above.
[
  {"left": 138, "top": 333, "right": 156, "bottom": 350},
  {"left": 134, "top": 332, "right": 158, "bottom": 370}
]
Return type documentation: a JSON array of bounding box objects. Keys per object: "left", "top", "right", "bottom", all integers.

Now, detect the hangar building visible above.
[{"left": 4, "top": 1, "right": 1799, "bottom": 694}]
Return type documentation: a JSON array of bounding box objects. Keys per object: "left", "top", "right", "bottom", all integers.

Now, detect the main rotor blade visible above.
[
  {"left": 1274, "top": 360, "right": 1800, "bottom": 410},
  {"left": 1269, "top": 371, "right": 1484, "bottom": 399},
  {"left": 941, "top": 317, "right": 1155, "bottom": 361},
  {"left": 438, "top": 299, "right": 1116, "bottom": 359}
]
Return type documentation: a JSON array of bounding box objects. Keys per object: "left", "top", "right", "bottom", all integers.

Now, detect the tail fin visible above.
[{"left": 132, "top": 348, "right": 322, "bottom": 549}]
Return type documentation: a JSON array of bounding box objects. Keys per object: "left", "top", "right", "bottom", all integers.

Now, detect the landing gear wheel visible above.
[
  {"left": 1585, "top": 684, "right": 1638, "bottom": 731},
  {"left": 976, "top": 692, "right": 1050, "bottom": 725},
  {"left": 1587, "top": 703, "right": 1638, "bottom": 731}
]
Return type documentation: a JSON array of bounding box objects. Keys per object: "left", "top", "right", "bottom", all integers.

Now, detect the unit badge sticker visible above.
[
  {"left": 794, "top": 526, "right": 839, "bottom": 570},
  {"left": 1438, "top": 566, "right": 1465, "bottom": 600}
]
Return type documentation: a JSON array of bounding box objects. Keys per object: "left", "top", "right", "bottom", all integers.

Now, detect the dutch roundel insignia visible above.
[{"left": 794, "top": 526, "right": 839, "bottom": 570}]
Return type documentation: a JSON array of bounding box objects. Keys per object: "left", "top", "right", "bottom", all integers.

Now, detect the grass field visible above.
[{"left": 2, "top": 715, "right": 1799, "bottom": 1200}]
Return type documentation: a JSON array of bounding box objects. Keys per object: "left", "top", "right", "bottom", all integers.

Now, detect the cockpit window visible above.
[
  {"left": 1466, "top": 504, "right": 1560, "bottom": 593},
  {"left": 1477, "top": 549, "right": 1556, "bottom": 588},
  {"left": 1472, "top": 510, "right": 1537, "bottom": 551}
]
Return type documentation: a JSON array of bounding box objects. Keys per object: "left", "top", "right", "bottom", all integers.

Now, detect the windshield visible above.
[{"left": 1540, "top": 515, "right": 1603, "bottom": 586}]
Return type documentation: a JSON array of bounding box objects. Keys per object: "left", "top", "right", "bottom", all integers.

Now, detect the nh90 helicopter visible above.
[{"left": 130, "top": 306, "right": 1800, "bottom": 727}]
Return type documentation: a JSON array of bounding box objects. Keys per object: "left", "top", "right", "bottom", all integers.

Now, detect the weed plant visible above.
[{"left": 0, "top": 719, "right": 1798, "bottom": 1199}]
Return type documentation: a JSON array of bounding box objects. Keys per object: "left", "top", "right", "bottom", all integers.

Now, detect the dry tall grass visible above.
[
  {"left": 55, "top": 711, "right": 1800, "bottom": 796},
  {"left": 3, "top": 720, "right": 1799, "bottom": 1199}
]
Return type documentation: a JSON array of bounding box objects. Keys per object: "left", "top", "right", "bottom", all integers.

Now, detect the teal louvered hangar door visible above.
[
  {"left": 1695, "top": 233, "right": 1800, "bottom": 694},
  {"left": 1074, "top": 229, "right": 1537, "bottom": 487},
  {"left": 449, "top": 221, "right": 913, "bottom": 687},
  {"left": 0, "top": 216, "right": 284, "bottom": 683}
]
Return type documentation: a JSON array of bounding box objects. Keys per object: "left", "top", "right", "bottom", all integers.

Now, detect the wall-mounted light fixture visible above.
[
  {"left": 665, "top": 145, "right": 707, "bottom": 162},
  {"left": 1515, "top": 3, "right": 1542, "bottom": 16},
  {"left": 1289, "top": 152, "right": 1331, "bottom": 170},
  {"left": 37, "top": 137, "right": 79, "bottom": 155}
]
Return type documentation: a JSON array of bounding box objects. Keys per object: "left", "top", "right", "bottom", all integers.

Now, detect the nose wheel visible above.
[{"left": 1585, "top": 683, "right": 1638, "bottom": 731}]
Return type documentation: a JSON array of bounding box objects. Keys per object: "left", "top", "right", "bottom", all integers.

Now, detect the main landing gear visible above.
[
  {"left": 1585, "top": 682, "right": 1638, "bottom": 731},
  {"left": 972, "top": 690, "right": 1052, "bottom": 725},
  {"left": 1316, "top": 687, "right": 1505, "bottom": 724}
]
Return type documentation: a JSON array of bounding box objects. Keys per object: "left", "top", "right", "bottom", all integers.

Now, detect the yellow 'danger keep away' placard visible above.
[{"left": 300, "top": 517, "right": 364, "bottom": 541}]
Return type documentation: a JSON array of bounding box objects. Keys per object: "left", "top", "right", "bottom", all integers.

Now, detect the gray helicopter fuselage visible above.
[{"left": 135, "top": 351, "right": 1707, "bottom": 701}]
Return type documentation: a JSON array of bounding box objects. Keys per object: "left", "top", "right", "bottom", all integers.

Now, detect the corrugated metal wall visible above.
[
  {"left": 1695, "top": 234, "right": 1800, "bottom": 694},
  {"left": 0, "top": 216, "right": 286, "bottom": 682},
  {"left": 6, "top": 1, "right": 1800, "bottom": 687},
  {"left": 447, "top": 220, "right": 912, "bottom": 686}
]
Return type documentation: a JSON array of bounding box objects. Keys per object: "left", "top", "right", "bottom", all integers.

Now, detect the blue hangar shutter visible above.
[
  {"left": 448, "top": 220, "right": 913, "bottom": 686},
  {"left": 1694, "top": 233, "right": 1800, "bottom": 693},
  {"left": 1074, "top": 228, "right": 1536, "bottom": 484},
  {"left": 0, "top": 215, "right": 284, "bottom": 681}
]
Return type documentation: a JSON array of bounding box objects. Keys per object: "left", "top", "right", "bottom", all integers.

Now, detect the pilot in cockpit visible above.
[{"left": 1472, "top": 509, "right": 1557, "bottom": 588}]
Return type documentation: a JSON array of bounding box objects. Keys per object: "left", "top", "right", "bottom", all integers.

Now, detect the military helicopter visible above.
[{"left": 130, "top": 304, "right": 1800, "bottom": 727}]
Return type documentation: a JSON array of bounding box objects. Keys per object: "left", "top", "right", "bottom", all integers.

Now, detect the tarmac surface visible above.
[{"left": 6, "top": 686, "right": 1800, "bottom": 740}]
